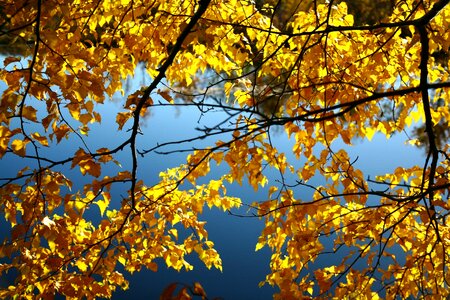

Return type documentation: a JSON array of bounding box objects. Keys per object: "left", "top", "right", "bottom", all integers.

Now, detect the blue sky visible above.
[{"left": 0, "top": 63, "right": 426, "bottom": 299}]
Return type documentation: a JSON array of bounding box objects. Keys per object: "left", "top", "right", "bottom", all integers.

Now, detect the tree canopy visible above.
[{"left": 1, "top": 0, "right": 450, "bottom": 298}]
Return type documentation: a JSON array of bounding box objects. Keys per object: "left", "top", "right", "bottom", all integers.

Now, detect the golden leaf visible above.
[
  {"left": 11, "top": 139, "right": 27, "bottom": 156},
  {"left": 158, "top": 90, "right": 174, "bottom": 103},
  {"left": 3, "top": 56, "right": 21, "bottom": 67},
  {"left": 21, "top": 106, "right": 38, "bottom": 122},
  {"left": 116, "top": 112, "right": 132, "bottom": 130}
]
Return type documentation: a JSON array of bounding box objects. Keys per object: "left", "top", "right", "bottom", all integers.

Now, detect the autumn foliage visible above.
[{"left": 1, "top": 0, "right": 450, "bottom": 298}]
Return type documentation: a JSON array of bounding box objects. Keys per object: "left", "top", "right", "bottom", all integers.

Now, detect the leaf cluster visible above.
[{"left": 0, "top": 0, "right": 450, "bottom": 298}]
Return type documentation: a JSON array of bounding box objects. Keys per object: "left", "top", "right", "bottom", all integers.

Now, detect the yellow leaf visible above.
[
  {"left": 11, "top": 139, "right": 27, "bottom": 156},
  {"left": 234, "top": 90, "right": 251, "bottom": 107},
  {"left": 76, "top": 259, "right": 88, "bottom": 272},
  {"left": 31, "top": 132, "right": 49, "bottom": 146},
  {"left": 255, "top": 240, "right": 265, "bottom": 251},
  {"left": 118, "top": 256, "right": 126, "bottom": 266},
  {"left": 344, "top": 14, "right": 354, "bottom": 25},
  {"left": 168, "top": 228, "right": 178, "bottom": 240},
  {"left": 171, "top": 213, "right": 181, "bottom": 226},
  {"left": 268, "top": 186, "right": 278, "bottom": 198},
  {"left": 364, "top": 127, "right": 376, "bottom": 141},
  {"left": 74, "top": 199, "right": 87, "bottom": 212},
  {"left": 0, "top": 126, "right": 14, "bottom": 159},
  {"left": 96, "top": 199, "right": 108, "bottom": 216},
  {"left": 67, "top": 103, "right": 81, "bottom": 120},
  {"left": 224, "top": 82, "right": 233, "bottom": 98}
]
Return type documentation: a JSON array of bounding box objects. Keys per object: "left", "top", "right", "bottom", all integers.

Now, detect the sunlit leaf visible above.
[{"left": 11, "top": 139, "right": 27, "bottom": 156}]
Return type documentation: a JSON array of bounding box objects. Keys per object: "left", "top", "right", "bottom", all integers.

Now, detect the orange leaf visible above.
[
  {"left": 192, "top": 282, "right": 207, "bottom": 298},
  {"left": 3, "top": 56, "right": 21, "bottom": 67},
  {"left": 72, "top": 148, "right": 101, "bottom": 177},
  {"left": 116, "top": 112, "right": 132, "bottom": 130},
  {"left": 175, "top": 287, "right": 191, "bottom": 300},
  {"left": 79, "top": 113, "right": 92, "bottom": 125},
  {"left": 22, "top": 106, "right": 38, "bottom": 122},
  {"left": 81, "top": 159, "right": 101, "bottom": 177},
  {"left": 160, "top": 282, "right": 178, "bottom": 300},
  {"left": 158, "top": 90, "right": 174, "bottom": 103}
]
